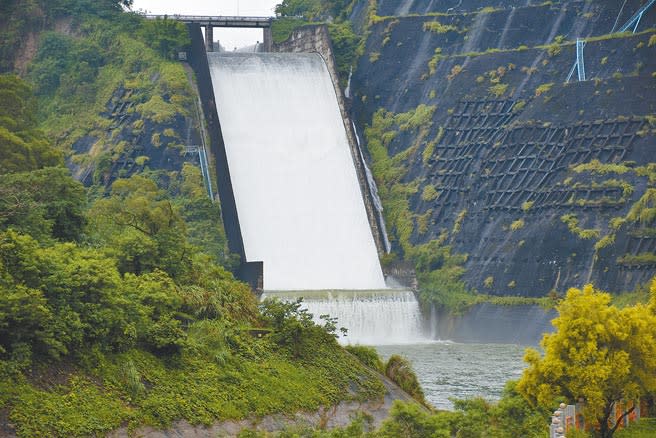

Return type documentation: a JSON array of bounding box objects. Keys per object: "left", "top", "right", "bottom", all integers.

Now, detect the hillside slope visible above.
[{"left": 351, "top": 0, "right": 656, "bottom": 298}]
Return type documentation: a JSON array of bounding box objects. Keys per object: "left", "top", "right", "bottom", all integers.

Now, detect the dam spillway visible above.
[
  {"left": 262, "top": 289, "right": 429, "bottom": 345},
  {"left": 208, "top": 53, "right": 386, "bottom": 290}
]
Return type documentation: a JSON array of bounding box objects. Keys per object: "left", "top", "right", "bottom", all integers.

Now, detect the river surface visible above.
[{"left": 376, "top": 342, "right": 527, "bottom": 410}]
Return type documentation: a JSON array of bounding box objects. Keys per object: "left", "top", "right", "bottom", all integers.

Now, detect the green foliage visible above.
[
  {"left": 345, "top": 345, "right": 384, "bottom": 372},
  {"left": 365, "top": 106, "right": 436, "bottom": 255},
  {"left": 626, "top": 189, "right": 656, "bottom": 225},
  {"left": 422, "top": 21, "right": 457, "bottom": 34},
  {"left": 617, "top": 252, "right": 656, "bottom": 265},
  {"left": 414, "top": 241, "right": 470, "bottom": 312},
  {"left": 427, "top": 48, "right": 443, "bottom": 76},
  {"left": 615, "top": 418, "right": 656, "bottom": 437},
  {"left": 420, "top": 185, "right": 439, "bottom": 202},
  {"left": 377, "top": 401, "right": 452, "bottom": 437},
  {"left": 137, "top": 17, "right": 190, "bottom": 59},
  {"left": 572, "top": 159, "right": 631, "bottom": 175},
  {"left": 270, "top": 17, "right": 310, "bottom": 43},
  {"left": 0, "top": 75, "right": 62, "bottom": 173},
  {"left": 259, "top": 298, "right": 345, "bottom": 359},
  {"left": 518, "top": 281, "right": 656, "bottom": 438},
  {"left": 560, "top": 214, "right": 600, "bottom": 240},
  {"left": 327, "top": 22, "right": 360, "bottom": 85},
  {"left": 274, "top": 0, "right": 353, "bottom": 20},
  {"left": 0, "top": 230, "right": 135, "bottom": 359},
  {"left": 535, "top": 82, "right": 554, "bottom": 97},
  {"left": 376, "top": 382, "right": 548, "bottom": 438},
  {"left": 509, "top": 218, "right": 525, "bottom": 231},
  {"left": 489, "top": 82, "right": 508, "bottom": 97},
  {"left": 0, "top": 167, "right": 86, "bottom": 242},
  {"left": 89, "top": 175, "right": 191, "bottom": 278},
  {"left": 384, "top": 355, "right": 425, "bottom": 405},
  {"left": 452, "top": 209, "right": 467, "bottom": 234},
  {"left": 594, "top": 233, "right": 615, "bottom": 251},
  {"left": 26, "top": 11, "right": 193, "bottom": 158},
  {"left": 545, "top": 42, "right": 561, "bottom": 56}
]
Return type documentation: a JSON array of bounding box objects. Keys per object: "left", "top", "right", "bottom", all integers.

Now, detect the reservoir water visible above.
[{"left": 376, "top": 342, "right": 526, "bottom": 410}]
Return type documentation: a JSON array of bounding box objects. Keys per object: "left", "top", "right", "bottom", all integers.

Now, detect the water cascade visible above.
[
  {"left": 208, "top": 52, "right": 386, "bottom": 291},
  {"left": 262, "top": 290, "right": 429, "bottom": 345}
]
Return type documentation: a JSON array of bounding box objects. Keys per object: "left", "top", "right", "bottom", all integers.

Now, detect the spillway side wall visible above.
[
  {"left": 187, "top": 23, "right": 263, "bottom": 290},
  {"left": 272, "top": 25, "right": 386, "bottom": 257}
]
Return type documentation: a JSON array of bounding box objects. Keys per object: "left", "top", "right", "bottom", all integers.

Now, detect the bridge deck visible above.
[{"left": 143, "top": 14, "right": 273, "bottom": 28}]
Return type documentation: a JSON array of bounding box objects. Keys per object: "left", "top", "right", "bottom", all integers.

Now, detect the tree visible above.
[
  {"left": 0, "top": 74, "right": 62, "bottom": 173},
  {"left": 0, "top": 167, "right": 86, "bottom": 242},
  {"left": 259, "top": 298, "right": 343, "bottom": 359},
  {"left": 518, "top": 281, "right": 656, "bottom": 437},
  {"left": 89, "top": 175, "right": 191, "bottom": 278},
  {"left": 138, "top": 17, "right": 190, "bottom": 59}
]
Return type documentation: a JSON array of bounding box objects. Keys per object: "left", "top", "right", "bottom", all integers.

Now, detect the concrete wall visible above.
[
  {"left": 272, "top": 25, "right": 387, "bottom": 257},
  {"left": 187, "top": 23, "right": 263, "bottom": 291}
]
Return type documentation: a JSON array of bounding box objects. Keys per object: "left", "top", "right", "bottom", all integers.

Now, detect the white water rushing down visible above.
[
  {"left": 209, "top": 53, "right": 385, "bottom": 291},
  {"left": 262, "top": 290, "right": 429, "bottom": 345}
]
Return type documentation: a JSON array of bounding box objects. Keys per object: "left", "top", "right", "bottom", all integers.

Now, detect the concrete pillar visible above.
[
  {"left": 205, "top": 25, "right": 214, "bottom": 52},
  {"left": 262, "top": 27, "right": 272, "bottom": 52}
]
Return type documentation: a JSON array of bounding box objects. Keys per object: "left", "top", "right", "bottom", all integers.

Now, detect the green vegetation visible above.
[
  {"left": 427, "top": 48, "right": 443, "bottom": 76},
  {"left": 571, "top": 159, "right": 631, "bottom": 175},
  {"left": 421, "top": 184, "right": 439, "bottom": 202},
  {"left": 488, "top": 83, "right": 508, "bottom": 97},
  {"left": 535, "top": 82, "right": 554, "bottom": 97},
  {"left": 422, "top": 21, "right": 457, "bottom": 34},
  {"left": 560, "top": 214, "right": 600, "bottom": 240},
  {"left": 0, "top": 166, "right": 385, "bottom": 437},
  {"left": 274, "top": 0, "right": 354, "bottom": 21},
  {"left": 270, "top": 17, "right": 310, "bottom": 43},
  {"left": 0, "top": 8, "right": 389, "bottom": 434},
  {"left": 510, "top": 218, "right": 525, "bottom": 231},
  {"left": 617, "top": 252, "right": 656, "bottom": 266},
  {"left": 0, "top": 75, "right": 62, "bottom": 173},
  {"left": 384, "top": 355, "right": 425, "bottom": 405},
  {"left": 21, "top": 8, "right": 192, "bottom": 170},
  {"left": 626, "top": 189, "right": 656, "bottom": 224},
  {"left": 518, "top": 281, "right": 656, "bottom": 438}
]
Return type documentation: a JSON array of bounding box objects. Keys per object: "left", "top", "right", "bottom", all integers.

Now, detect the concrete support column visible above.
[
  {"left": 262, "top": 27, "right": 272, "bottom": 52},
  {"left": 205, "top": 25, "right": 214, "bottom": 52}
]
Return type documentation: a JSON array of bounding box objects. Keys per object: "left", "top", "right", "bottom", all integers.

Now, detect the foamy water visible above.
[
  {"left": 261, "top": 289, "right": 429, "bottom": 345},
  {"left": 209, "top": 53, "right": 385, "bottom": 291}
]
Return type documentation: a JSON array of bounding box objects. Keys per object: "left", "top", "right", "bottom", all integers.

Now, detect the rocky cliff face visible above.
[{"left": 351, "top": 0, "right": 656, "bottom": 296}]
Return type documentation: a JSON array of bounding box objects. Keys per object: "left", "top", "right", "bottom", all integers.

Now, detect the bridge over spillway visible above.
[{"left": 144, "top": 15, "right": 274, "bottom": 51}]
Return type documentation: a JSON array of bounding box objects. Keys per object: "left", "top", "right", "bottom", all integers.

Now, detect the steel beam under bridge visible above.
[{"left": 144, "top": 15, "right": 274, "bottom": 52}]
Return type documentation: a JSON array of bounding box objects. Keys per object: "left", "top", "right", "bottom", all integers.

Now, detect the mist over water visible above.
[{"left": 209, "top": 53, "right": 385, "bottom": 291}]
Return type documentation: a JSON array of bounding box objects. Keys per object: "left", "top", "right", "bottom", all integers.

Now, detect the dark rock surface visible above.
[{"left": 351, "top": 0, "right": 656, "bottom": 296}]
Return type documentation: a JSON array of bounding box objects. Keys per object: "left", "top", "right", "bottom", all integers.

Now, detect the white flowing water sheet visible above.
[
  {"left": 262, "top": 290, "right": 429, "bottom": 345},
  {"left": 208, "top": 53, "right": 386, "bottom": 290}
]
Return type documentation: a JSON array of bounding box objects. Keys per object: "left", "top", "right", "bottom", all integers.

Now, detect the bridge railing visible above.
[{"left": 142, "top": 14, "right": 274, "bottom": 27}]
